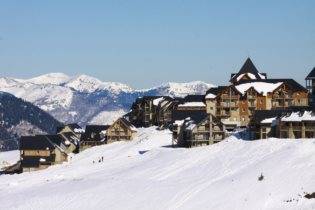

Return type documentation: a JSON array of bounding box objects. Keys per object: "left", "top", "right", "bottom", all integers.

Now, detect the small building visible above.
[
  {"left": 106, "top": 118, "right": 137, "bottom": 143},
  {"left": 172, "top": 110, "right": 226, "bottom": 147},
  {"left": 80, "top": 125, "right": 109, "bottom": 150},
  {"left": 19, "top": 135, "right": 68, "bottom": 172}
]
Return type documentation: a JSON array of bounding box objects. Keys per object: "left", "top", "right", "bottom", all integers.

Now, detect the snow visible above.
[
  {"left": 74, "top": 128, "right": 85, "bottom": 133},
  {"left": 258, "top": 73, "right": 267, "bottom": 79},
  {"left": 89, "top": 110, "right": 126, "bottom": 125},
  {"left": 25, "top": 73, "right": 70, "bottom": 85},
  {"left": 236, "top": 73, "right": 266, "bottom": 81},
  {"left": 205, "top": 93, "right": 216, "bottom": 99},
  {"left": 174, "top": 120, "right": 185, "bottom": 126},
  {"left": 153, "top": 97, "right": 164, "bottom": 106},
  {"left": 0, "top": 150, "right": 19, "bottom": 170},
  {"left": 282, "top": 111, "right": 315, "bottom": 122},
  {"left": 235, "top": 82, "right": 283, "bottom": 96},
  {"left": 0, "top": 128, "right": 314, "bottom": 210},
  {"left": 146, "top": 81, "right": 215, "bottom": 98},
  {"left": 0, "top": 74, "right": 214, "bottom": 125},
  {"left": 261, "top": 117, "right": 277, "bottom": 126},
  {"left": 178, "top": 102, "right": 206, "bottom": 107},
  {"left": 65, "top": 74, "right": 133, "bottom": 93}
]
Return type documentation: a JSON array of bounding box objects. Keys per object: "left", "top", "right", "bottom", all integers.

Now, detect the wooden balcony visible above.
[{"left": 221, "top": 95, "right": 239, "bottom": 100}]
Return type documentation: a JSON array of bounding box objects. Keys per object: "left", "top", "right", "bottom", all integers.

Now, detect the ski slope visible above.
[{"left": 0, "top": 127, "right": 314, "bottom": 210}]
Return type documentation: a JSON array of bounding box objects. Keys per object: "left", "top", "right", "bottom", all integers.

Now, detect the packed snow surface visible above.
[{"left": 1, "top": 128, "right": 314, "bottom": 210}]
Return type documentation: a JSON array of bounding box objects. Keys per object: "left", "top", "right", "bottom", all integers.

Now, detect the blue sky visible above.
[{"left": 0, "top": 0, "right": 314, "bottom": 88}]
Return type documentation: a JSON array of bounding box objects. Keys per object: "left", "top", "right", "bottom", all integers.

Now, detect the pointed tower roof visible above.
[
  {"left": 230, "top": 58, "right": 267, "bottom": 83},
  {"left": 306, "top": 67, "right": 315, "bottom": 79}
]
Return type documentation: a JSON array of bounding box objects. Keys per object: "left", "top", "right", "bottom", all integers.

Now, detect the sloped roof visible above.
[
  {"left": 20, "top": 136, "right": 55, "bottom": 150},
  {"left": 183, "top": 95, "right": 205, "bottom": 102},
  {"left": 206, "top": 86, "right": 228, "bottom": 96},
  {"left": 118, "top": 118, "right": 137, "bottom": 131},
  {"left": 172, "top": 110, "right": 208, "bottom": 123},
  {"left": 230, "top": 58, "right": 266, "bottom": 83},
  {"left": 306, "top": 67, "right": 315, "bottom": 79},
  {"left": 250, "top": 107, "right": 312, "bottom": 125},
  {"left": 250, "top": 110, "right": 287, "bottom": 125},
  {"left": 85, "top": 125, "right": 110, "bottom": 136},
  {"left": 237, "top": 79, "right": 307, "bottom": 93},
  {"left": 44, "top": 135, "right": 64, "bottom": 146},
  {"left": 56, "top": 123, "right": 82, "bottom": 133}
]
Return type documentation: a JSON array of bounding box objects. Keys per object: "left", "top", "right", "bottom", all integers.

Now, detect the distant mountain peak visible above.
[
  {"left": 25, "top": 73, "right": 71, "bottom": 85},
  {"left": 0, "top": 73, "right": 215, "bottom": 129}
]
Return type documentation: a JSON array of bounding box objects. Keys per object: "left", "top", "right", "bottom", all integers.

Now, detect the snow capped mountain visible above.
[
  {"left": 65, "top": 74, "right": 133, "bottom": 93},
  {"left": 1, "top": 128, "right": 314, "bottom": 209},
  {"left": 0, "top": 73, "right": 215, "bottom": 125},
  {"left": 147, "top": 81, "right": 215, "bottom": 97},
  {"left": 24, "top": 73, "right": 71, "bottom": 85}
]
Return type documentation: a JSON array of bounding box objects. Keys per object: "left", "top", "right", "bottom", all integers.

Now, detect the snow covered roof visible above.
[
  {"left": 261, "top": 117, "right": 277, "bottom": 126},
  {"left": 178, "top": 102, "right": 206, "bottom": 107},
  {"left": 173, "top": 120, "right": 185, "bottom": 127},
  {"left": 153, "top": 97, "right": 164, "bottom": 106},
  {"left": 205, "top": 93, "right": 216, "bottom": 99},
  {"left": 230, "top": 58, "right": 267, "bottom": 83},
  {"left": 281, "top": 111, "right": 315, "bottom": 122},
  {"left": 235, "top": 82, "right": 283, "bottom": 96}
]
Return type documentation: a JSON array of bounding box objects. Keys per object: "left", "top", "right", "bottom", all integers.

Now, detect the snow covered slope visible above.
[
  {"left": 0, "top": 74, "right": 214, "bottom": 125},
  {"left": 0, "top": 128, "right": 314, "bottom": 210},
  {"left": 0, "top": 150, "right": 19, "bottom": 170}
]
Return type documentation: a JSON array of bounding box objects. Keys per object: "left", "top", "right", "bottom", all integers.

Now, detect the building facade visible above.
[{"left": 205, "top": 58, "right": 309, "bottom": 129}]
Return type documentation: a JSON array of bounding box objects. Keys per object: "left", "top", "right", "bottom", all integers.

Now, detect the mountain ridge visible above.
[{"left": 0, "top": 73, "right": 215, "bottom": 126}]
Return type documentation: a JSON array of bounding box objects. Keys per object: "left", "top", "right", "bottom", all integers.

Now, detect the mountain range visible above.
[{"left": 0, "top": 73, "right": 215, "bottom": 126}]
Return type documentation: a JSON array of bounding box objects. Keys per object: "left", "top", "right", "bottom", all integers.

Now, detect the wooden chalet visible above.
[
  {"left": 80, "top": 125, "right": 109, "bottom": 150},
  {"left": 19, "top": 135, "right": 68, "bottom": 172},
  {"left": 106, "top": 118, "right": 137, "bottom": 143}
]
